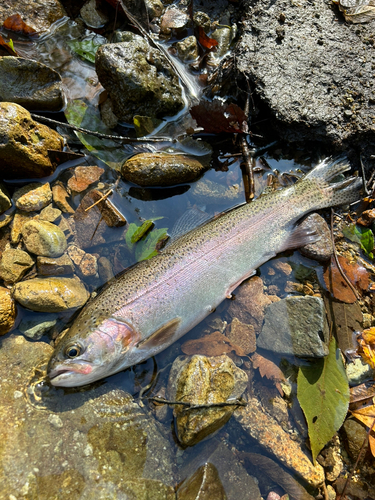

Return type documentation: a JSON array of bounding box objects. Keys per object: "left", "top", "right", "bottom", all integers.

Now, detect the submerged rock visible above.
[
  {"left": 0, "top": 103, "right": 64, "bottom": 179},
  {"left": 95, "top": 33, "right": 184, "bottom": 123},
  {"left": 80, "top": 0, "right": 108, "bottom": 28},
  {"left": 13, "top": 182, "right": 52, "bottom": 212},
  {"left": 236, "top": 0, "right": 375, "bottom": 145},
  {"left": 257, "top": 296, "right": 330, "bottom": 357},
  {"left": 19, "top": 313, "right": 57, "bottom": 340},
  {"left": 0, "top": 57, "right": 64, "bottom": 112},
  {"left": 0, "top": 335, "right": 175, "bottom": 499},
  {"left": 0, "top": 182, "right": 11, "bottom": 215},
  {"left": 67, "top": 165, "right": 104, "bottom": 193},
  {"left": 0, "top": 248, "right": 34, "bottom": 284},
  {"left": 52, "top": 182, "right": 75, "bottom": 214},
  {"left": 0, "top": 287, "right": 16, "bottom": 335},
  {"left": 122, "top": 153, "right": 206, "bottom": 186},
  {"left": 167, "top": 354, "right": 248, "bottom": 446},
  {"left": 299, "top": 213, "right": 333, "bottom": 262},
  {"left": 67, "top": 245, "right": 98, "bottom": 278},
  {"left": 12, "top": 276, "right": 89, "bottom": 312},
  {"left": 37, "top": 253, "right": 75, "bottom": 276},
  {"left": 22, "top": 219, "right": 67, "bottom": 257},
  {"left": 0, "top": 0, "right": 67, "bottom": 34},
  {"left": 191, "top": 179, "right": 242, "bottom": 205},
  {"left": 177, "top": 463, "right": 227, "bottom": 500}
]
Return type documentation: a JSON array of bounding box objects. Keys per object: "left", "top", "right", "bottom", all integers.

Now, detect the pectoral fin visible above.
[{"left": 136, "top": 317, "right": 181, "bottom": 349}]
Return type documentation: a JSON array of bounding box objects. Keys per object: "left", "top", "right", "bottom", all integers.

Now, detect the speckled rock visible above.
[
  {"left": 0, "top": 57, "right": 64, "bottom": 112},
  {"left": 67, "top": 165, "right": 104, "bottom": 193},
  {"left": 67, "top": 245, "right": 98, "bottom": 278},
  {"left": 226, "top": 317, "right": 256, "bottom": 355},
  {"left": 0, "top": 182, "right": 11, "bottom": 215},
  {"left": 37, "top": 253, "right": 74, "bottom": 276},
  {"left": 22, "top": 220, "right": 67, "bottom": 257},
  {"left": 0, "top": 335, "right": 175, "bottom": 499},
  {"left": 12, "top": 277, "right": 89, "bottom": 312},
  {"left": 39, "top": 204, "right": 61, "bottom": 223},
  {"left": 0, "top": 0, "right": 67, "bottom": 34},
  {"left": 122, "top": 152, "right": 206, "bottom": 187},
  {"left": 167, "top": 355, "right": 248, "bottom": 446},
  {"left": 257, "top": 296, "right": 330, "bottom": 357},
  {"left": 0, "top": 287, "right": 16, "bottom": 335},
  {"left": 177, "top": 463, "right": 227, "bottom": 500},
  {"left": 13, "top": 183, "right": 52, "bottom": 212},
  {"left": 19, "top": 313, "right": 57, "bottom": 340},
  {"left": 227, "top": 276, "right": 279, "bottom": 334},
  {"left": 52, "top": 182, "right": 74, "bottom": 214},
  {"left": 95, "top": 34, "right": 184, "bottom": 123},
  {"left": 234, "top": 397, "right": 325, "bottom": 488},
  {"left": 0, "top": 103, "right": 64, "bottom": 179},
  {"left": 0, "top": 248, "right": 34, "bottom": 284},
  {"left": 10, "top": 210, "right": 36, "bottom": 244},
  {"left": 299, "top": 213, "right": 333, "bottom": 262}
]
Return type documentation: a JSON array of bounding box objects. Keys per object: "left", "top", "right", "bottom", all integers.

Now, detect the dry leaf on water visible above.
[
  {"left": 351, "top": 400, "right": 375, "bottom": 457},
  {"left": 181, "top": 330, "right": 246, "bottom": 357},
  {"left": 3, "top": 14, "right": 38, "bottom": 37},
  {"left": 190, "top": 100, "right": 248, "bottom": 134},
  {"left": 323, "top": 255, "right": 369, "bottom": 303},
  {"left": 251, "top": 352, "right": 285, "bottom": 395}
]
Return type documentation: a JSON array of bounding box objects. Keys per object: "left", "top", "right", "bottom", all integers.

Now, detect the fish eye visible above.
[{"left": 64, "top": 344, "right": 82, "bottom": 359}]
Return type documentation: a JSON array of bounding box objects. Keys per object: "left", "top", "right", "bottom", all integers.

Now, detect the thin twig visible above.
[
  {"left": 30, "top": 114, "right": 171, "bottom": 143},
  {"left": 147, "top": 396, "right": 247, "bottom": 409},
  {"left": 338, "top": 416, "right": 375, "bottom": 500},
  {"left": 84, "top": 189, "right": 113, "bottom": 211},
  {"left": 330, "top": 209, "right": 360, "bottom": 301},
  {"left": 240, "top": 136, "right": 255, "bottom": 201},
  {"left": 359, "top": 154, "right": 369, "bottom": 196}
]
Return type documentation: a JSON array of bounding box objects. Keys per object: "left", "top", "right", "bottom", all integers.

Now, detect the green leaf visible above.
[
  {"left": 297, "top": 337, "right": 349, "bottom": 463},
  {"left": 343, "top": 223, "right": 374, "bottom": 259},
  {"left": 125, "top": 223, "right": 139, "bottom": 252},
  {"left": 8, "top": 39, "right": 14, "bottom": 51},
  {"left": 131, "top": 220, "right": 154, "bottom": 244},
  {"left": 135, "top": 228, "right": 168, "bottom": 262},
  {"left": 67, "top": 38, "right": 103, "bottom": 63},
  {"left": 65, "top": 99, "right": 129, "bottom": 170}
]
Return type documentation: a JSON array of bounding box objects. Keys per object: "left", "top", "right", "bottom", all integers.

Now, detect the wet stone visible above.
[
  {"left": 176, "top": 35, "right": 199, "bottom": 62},
  {"left": 18, "top": 313, "right": 58, "bottom": 340},
  {"left": 226, "top": 317, "right": 256, "bottom": 355},
  {"left": 0, "top": 287, "right": 16, "bottom": 335},
  {"left": 342, "top": 418, "right": 369, "bottom": 459},
  {"left": 299, "top": 213, "right": 333, "bottom": 262},
  {"left": 345, "top": 357, "right": 374, "bottom": 386},
  {"left": 13, "top": 182, "right": 52, "bottom": 212},
  {"left": 191, "top": 179, "right": 242, "bottom": 205},
  {"left": 10, "top": 210, "right": 36, "bottom": 244},
  {"left": 52, "top": 182, "right": 75, "bottom": 214},
  {"left": 227, "top": 276, "right": 279, "bottom": 334},
  {"left": 258, "top": 296, "right": 329, "bottom": 357},
  {"left": 12, "top": 276, "right": 89, "bottom": 312},
  {"left": 36, "top": 253, "right": 74, "bottom": 276},
  {"left": 0, "top": 182, "right": 11, "bottom": 215},
  {"left": 146, "top": 0, "right": 164, "bottom": 19},
  {"left": 0, "top": 209, "right": 13, "bottom": 230},
  {"left": 0, "top": 0, "right": 67, "bottom": 34},
  {"left": 80, "top": 0, "right": 108, "bottom": 28},
  {"left": 0, "top": 56, "right": 64, "bottom": 112},
  {"left": 38, "top": 204, "right": 62, "bottom": 223},
  {"left": 0, "top": 102, "right": 64, "bottom": 179},
  {"left": 95, "top": 33, "right": 184, "bottom": 123},
  {"left": 67, "top": 165, "right": 104, "bottom": 193},
  {"left": 85, "top": 189, "right": 127, "bottom": 227},
  {"left": 234, "top": 397, "right": 325, "bottom": 488},
  {"left": 0, "top": 248, "right": 34, "bottom": 284},
  {"left": 98, "top": 256, "right": 114, "bottom": 283},
  {"left": 160, "top": 7, "right": 190, "bottom": 35},
  {"left": 22, "top": 219, "right": 67, "bottom": 257},
  {"left": 177, "top": 462, "right": 227, "bottom": 500},
  {"left": 67, "top": 245, "right": 98, "bottom": 278},
  {"left": 122, "top": 153, "right": 206, "bottom": 187},
  {"left": 167, "top": 354, "right": 248, "bottom": 446}
]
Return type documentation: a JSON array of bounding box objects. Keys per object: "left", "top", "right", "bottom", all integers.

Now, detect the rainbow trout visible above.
[{"left": 48, "top": 157, "right": 361, "bottom": 387}]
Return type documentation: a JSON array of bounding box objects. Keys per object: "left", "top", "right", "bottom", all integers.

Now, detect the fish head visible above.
[{"left": 47, "top": 317, "right": 139, "bottom": 387}]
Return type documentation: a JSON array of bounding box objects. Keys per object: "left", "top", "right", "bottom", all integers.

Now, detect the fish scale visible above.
[{"left": 48, "top": 157, "right": 362, "bottom": 387}]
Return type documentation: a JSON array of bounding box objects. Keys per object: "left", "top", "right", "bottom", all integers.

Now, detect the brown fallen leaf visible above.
[
  {"left": 3, "top": 14, "right": 38, "bottom": 37},
  {"left": 357, "top": 209, "right": 375, "bottom": 227},
  {"left": 251, "top": 352, "right": 285, "bottom": 395},
  {"left": 190, "top": 99, "right": 248, "bottom": 134},
  {"left": 323, "top": 255, "right": 369, "bottom": 304},
  {"left": 181, "top": 330, "right": 246, "bottom": 357},
  {"left": 357, "top": 328, "right": 375, "bottom": 369},
  {"left": 197, "top": 26, "right": 218, "bottom": 50},
  {"left": 351, "top": 400, "right": 375, "bottom": 457}
]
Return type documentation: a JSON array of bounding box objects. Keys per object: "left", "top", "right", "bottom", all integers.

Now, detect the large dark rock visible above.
[{"left": 236, "top": 0, "right": 375, "bottom": 146}]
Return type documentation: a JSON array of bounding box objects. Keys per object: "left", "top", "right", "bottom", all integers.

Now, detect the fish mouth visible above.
[{"left": 48, "top": 367, "right": 77, "bottom": 384}]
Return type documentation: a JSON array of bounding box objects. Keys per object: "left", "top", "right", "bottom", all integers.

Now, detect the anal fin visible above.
[{"left": 136, "top": 317, "right": 181, "bottom": 349}]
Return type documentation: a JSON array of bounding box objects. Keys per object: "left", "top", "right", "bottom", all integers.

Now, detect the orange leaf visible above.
[
  {"left": 351, "top": 403, "right": 375, "bottom": 457},
  {"left": 181, "top": 331, "right": 246, "bottom": 357},
  {"left": 251, "top": 352, "right": 285, "bottom": 383},
  {"left": 369, "top": 434, "right": 375, "bottom": 456},
  {"left": 3, "top": 14, "right": 38, "bottom": 37},
  {"left": 197, "top": 26, "right": 218, "bottom": 50},
  {"left": 357, "top": 329, "right": 375, "bottom": 369},
  {"left": 323, "top": 255, "right": 369, "bottom": 304}
]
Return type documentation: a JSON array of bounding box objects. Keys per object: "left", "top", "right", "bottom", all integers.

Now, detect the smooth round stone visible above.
[
  {"left": 0, "top": 248, "right": 34, "bottom": 284},
  {"left": 12, "top": 277, "right": 89, "bottom": 312},
  {"left": 122, "top": 153, "right": 206, "bottom": 186},
  {"left": 0, "top": 181, "right": 11, "bottom": 215},
  {"left": 13, "top": 183, "right": 52, "bottom": 212},
  {"left": 22, "top": 220, "right": 67, "bottom": 257},
  {"left": 0, "top": 287, "right": 16, "bottom": 335}
]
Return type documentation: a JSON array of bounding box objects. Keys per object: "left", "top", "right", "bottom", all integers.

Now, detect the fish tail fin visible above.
[{"left": 303, "top": 156, "right": 362, "bottom": 208}]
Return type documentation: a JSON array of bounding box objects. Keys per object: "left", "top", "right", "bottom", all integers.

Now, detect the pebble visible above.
[
  {"left": 342, "top": 418, "right": 369, "bottom": 459},
  {"left": 36, "top": 254, "right": 74, "bottom": 276},
  {"left": 167, "top": 354, "right": 248, "bottom": 446},
  {"left": 52, "top": 182, "right": 75, "bottom": 214},
  {"left": 191, "top": 178, "right": 242, "bottom": 204},
  {"left": 19, "top": 314, "right": 57, "bottom": 340},
  {"left": 10, "top": 211, "right": 36, "bottom": 244},
  {"left": 345, "top": 357, "right": 374, "bottom": 386},
  {"left": 122, "top": 153, "right": 206, "bottom": 187},
  {"left": 22, "top": 220, "right": 67, "bottom": 257},
  {"left": 80, "top": 0, "right": 108, "bottom": 28},
  {"left": 67, "top": 245, "right": 98, "bottom": 278},
  {"left": 0, "top": 248, "right": 34, "bottom": 284},
  {"left": 12, "top": 277, "right": 89, "bottom": 312},
  {"left": 257, "top": 296, "right": 330, "bottom": 357},
  {"left": 14, "top": 183, "right": 52, "bottom": 212},
  {"left": 176, "top": 35, "right": 199, "bottom": 62},
  {"left": 226, "top": 317, "right": 256, "bottom": 354},
  {"left": 0, "top": 287, "right": 16, "bottom": 335},
  {"left": 299, "top": 213, "right": 333, "bottom": 262},
  {"left": 47, "top": 414, "right": 63, "bottom": 429},
  {"left": 0, "top": 103, "right": 64, "bottom": 179},
  {"left": 98, "top": 256, "right": 114, "bottom": 283},
  {"left": 38, "top": 204, "right": 62, "bottom": 223},
  {"left": 67, "top": 165, "right": 104, "bottom": 193},
  {"left": 177, "top": 463, "right": 226, "bottom": 500},
  {"left": 234, "top": 397, "right": 325, "bottom": 488},
  {"left": 0, "top": 182, "right": 11, "bottom": 215}
]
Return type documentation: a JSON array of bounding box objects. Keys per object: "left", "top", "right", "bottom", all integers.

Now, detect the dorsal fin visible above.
[{"left": 136, "top": 317, "right": 181, "bottom": 349}]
